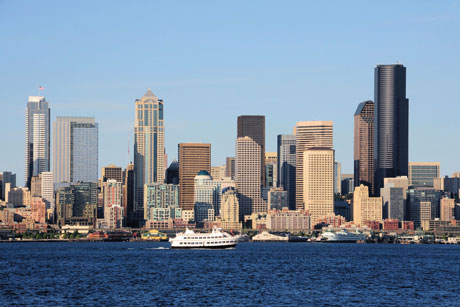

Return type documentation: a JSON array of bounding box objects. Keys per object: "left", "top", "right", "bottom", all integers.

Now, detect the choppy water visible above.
[{"left": 1, "top": 242, "right": 459, "bottom": 306}]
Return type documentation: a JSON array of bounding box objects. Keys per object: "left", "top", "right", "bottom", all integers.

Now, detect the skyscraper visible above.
[
  {"left": 41, "top": 172, "right": 54, "bottom": 210},
  {"left": 122, "top": 162, "right": 134, "bottom": 224},
  {"left": 237, "top": 115, "right": 265, "bottom": 186},
  {"left": 277, "top": 134, "right": 296, "bottom": 209},
  {"left": 220, "top": 187, "right": 242, "bottom": 230},
  {"left": 294, "top": 121, "right": 333, "bottom": 210},
  {"left": 178, "top": 143, "right": 211, "bottom": 211},
  {"left": 354, "top": 100, "right": 374, "bottom": 195},
  {"left": 374, "top": 64, "right": 409, "bottom": 195},
  {"left": 53, "top": 117, "right": 98, "bottom": 184},
  {"left": 236, "top": 136, "right": 267, "bottom": 220},
  {"left": 25, "top": 96, "right": 50, "bottom": 188},
  {"left": 303, "top": 148, "right": 334, "bottom": 225},
  {"left": 134, "top": 89, "right": 165, "bottom": 224},
  {"left": 353, "top": 184, "right": 383, "bottom": 226}
]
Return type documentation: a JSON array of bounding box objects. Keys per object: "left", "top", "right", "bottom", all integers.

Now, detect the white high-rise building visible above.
[
  {"left": 41, "top": 172, "right": 54, "bottom": 210},
  {"left": 103, "top": 179, "right": 123, "bottom": 228},
  {"left": 25, "top": 96, "right": 50, "bottom": 188}
]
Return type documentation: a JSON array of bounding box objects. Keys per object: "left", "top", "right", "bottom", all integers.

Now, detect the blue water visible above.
[{"left": 1, "top": 242, "right": 459, "bottom": 306}]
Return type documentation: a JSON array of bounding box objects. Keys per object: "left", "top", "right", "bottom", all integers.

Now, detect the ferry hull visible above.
[{"left": 170, "top": 243, "right": 237, "bottom": 249}]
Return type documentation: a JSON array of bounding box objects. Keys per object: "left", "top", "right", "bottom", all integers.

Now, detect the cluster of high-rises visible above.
[{"left": 1, "top": 63, "right": 460, "bottom": 235}]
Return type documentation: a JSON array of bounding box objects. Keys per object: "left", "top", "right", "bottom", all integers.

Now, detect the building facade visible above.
[
  {"left": 220, "top": 187, "right": 242, "bottom": 230},
  {"left": 277, "top": 134, "right": 296, "bottom": 209},
  {"left": 225, "top": 157, "right": 236, "bottom": 180},
  {"left": 353, "top": 184, "right": 383, "bottom": 226},
  {"left": 53, "top": 117, "right": 98, "bottom": 184},
  {"left": 237, "top": 115, "right": 265, "bottom": 187},
  {"left": 41, "top": 172, "right": 54, "bottom": 210},
  {"left": 134, "top": 89, "right": 165, "bottom": 225},
  {"left": 194, "top": 170, "right": 221, "bottom": 221},
  {"left": 374, "top": 64, "right": 409, "bottom": 196},
  {"left": 25, "top": 96, "right": 50, "bottom": 188},
  {"left": 0, "top": 171, "right": 16, "bottom": 201},
  {"left": 303, "top": 148, "right": 334, "bottom": 225},
  {"left": 103, "top": 179, "right": 123, "bottom": 228},
  {"left": 56, "top": 182, "right": 97, "bottom": 227},
  {"left": 381, "top": 183, "right": 405, "bottom": 221},
  {"left": 144, "top": 183, "right": 180, "bottom": 221},
  {"left": 354, "top": 100, "right": 374, "bottom": 195},
  {"left": 408, "top": 162, "right": 440, "bottom": 188},
  {"left": 295, "top": 121, "right": 333, "bottom": 209},
  {"left": 440, "top": 197, "right": 455, "bottom": 221},
  {"left": 178, "top": 143, "right": 211, "bottom": 211}
]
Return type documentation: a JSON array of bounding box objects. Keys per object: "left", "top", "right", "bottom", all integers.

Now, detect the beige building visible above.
[
  {"left": 134, "top": 89, "right": 165, "bottom": 222},
  {"left": 31, "top": 175, "right": 42, "bottom": 197},
  {"left": 266, "top": 208, "right": 311, "bottom": 232},
  {"left": 384, "top": 176, "right": 409, "bottom": 199},
  {"left": 353, "top": 184, "right": 382, "bottom": 226},
  {"left": 211, "top": 165, "right": 226, "bottom": 181},
  {"left": 41, "top": 172, "right": 54, "bottom": 210},
  {"left": 219, "top": 187, "right": 242, "bottom": 230},
  {"left": 181, "top": 210, "right": 195, "bottom": 222},
  {"left": 178, "top": 143, "right": 211, "bottom": 211},
  {"left": 236, "top": 137, "right": 267, "bottom": 220},
  {"left": 103, "top": 179, "right": 123, "bottom": 228},
  {"left": 303, "top": 148, "right": 334, "bottom": 225},
  {"left": 295, "top": 121, "right": 333, "bottom": 209},
  {"left": 7, "top": 186, "right": 31, "bottom": 207},
  {"left": 440, "top": 197, "right": 455, "bottom": 221}
]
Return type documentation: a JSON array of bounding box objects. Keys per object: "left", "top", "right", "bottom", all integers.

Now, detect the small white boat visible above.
[
  {"left": 252, "top": 231, "right": 289, "bottom": 242},
  {"left": 169, "top": 227, "right": 240, "bottom": 249}
]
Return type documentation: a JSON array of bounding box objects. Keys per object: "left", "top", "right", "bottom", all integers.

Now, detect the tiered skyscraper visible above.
[
  {"left": 25, "top": 96, "right": 50, "bottom": 188},
  {"left": 53, "top": 117, "right": 98, "bottom": 184},
  {"left": 354, "top": 100, "right": 375, "bottom": 195},
  {"left": 134, "top": 89, "right": 165, "bottom": 224},
  {"left": 295, "top": 121, "right": 333, "bottom": 209},
  {"left": 374, "top": 64, "right": 409, "bottom": 195}
]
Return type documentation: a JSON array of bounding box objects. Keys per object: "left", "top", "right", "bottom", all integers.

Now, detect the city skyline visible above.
[{"left": 2, "top": 2, "right": 460, "bottom": 183}]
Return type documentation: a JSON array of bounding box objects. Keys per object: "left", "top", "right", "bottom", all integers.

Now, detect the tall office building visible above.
[
  {"left": 53, "top": 117, "right": 98, "bottom": 184},
  {"left": 103, "top": 179, "right": 123, "bottom": 228},
  {"left": 25, "top": 96, "right": 50, "bottom": 188},
  {"left": 374, "top": 64, "right": 409, "bottom": 196},
  {"left": 178, "top": 143, "right": 211, "bottom": 211},
  {"left": 277, "top": 134, "right": 296, "bottom": 209},
  {"left": 133, "top": 89, "right": 165, "bottom": 224},
  {"left": 122, "top": 163, "right": 134, "bottom": 224},
  {"left": 440, "top": 197, "right": 455, "bottom": 221},
  {"left": 334, "top": 161, "right": 341, "bottom": 195},
  {"left": 237, "top": 116, "right": 265, "bottom": 186},
  {"left": 408, "top": 162, "right": 440, "bottom": 188},
  {"left": 381, "top": 183, "right": 404, "bottom": 221},
  {"left": 407, "top": 188, "right": 440, "bottom": 228},
  {"left": 41, "top": 172, "right": 54, "bottom": 210},
  {"left": 220, "top": 187, "right": 242, "bottom": 230},
  {"left": 265, "top": 152, "right": 277, "bottom": 188},
  {"left": 295, "top": 121, "right": 333, "bottom": 209},
  {"left": 354, "top": 100, "right": 374, "bottom": 195},
  {"left": 236, "top": 137, "right": 267, "bottom": 220},
  {"left": 225, "top": 157, "right": 236, "bottom": 180},
  {"left": 353, "top": 184, "right": 383, "bottom": 226},
  {"left": 303, "top": 148, "right": 334, "bottom": 225}
]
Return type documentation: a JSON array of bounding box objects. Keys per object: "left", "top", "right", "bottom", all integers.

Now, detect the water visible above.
[{"left": 1, "top": 242, "right": 459, "bottom": 306}]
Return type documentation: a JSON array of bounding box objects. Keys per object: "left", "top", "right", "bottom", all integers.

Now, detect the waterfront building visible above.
[
  {"left": 220, "top": 187, "right": 242, "bottom": 230},
  {"left": 407, "top": 188, "right": 441, "bottom": 228},
  {"left": 0, "top": 171, "right": 16, "bottom": 201},
  {"left": 354, "top": 100, "right": 374, "bottom": 195},
  {"left": 374, "top": 64, "right": 409, "bottom": 196},
  {"left": 295, "top": 121, "right": 333, "bottom": 209},
  {"left": 103, "top": 179, "right": 123, "bottom": 228},
  {"left": 25, "top": 96, "right": 50, "bottom": 188},
  {"left": 237, "top": 115, "right": 265, "bottom": 186},
  {"left": 194, "top": 170, "right": 221, "bottom": 218},
  {"left": 334, "top": 162, "right": 341, "bottom": 195},
  {"left": 277, "top": 134, "right": 296, "bottom": 209},
  {"left": 408, "top": 162, "right": 440, "bottom": 188},
  {"left": 40, "top": 172, "right": 54, "bottom": 210},
  {"left": 236, "top": 137, "right": 267, "bottom": 220},
  {"left": 266, "top": 208, "right": 311, "bottom": 232},
  {"left": 381, "top": 183, "right": 405, "bottom": 221},
  {"left": 30, "top": 197, "right": 46, "bottom": 224},
  {"left": 440, "top": 197, "right": 455, "bottom": 221},
  {"left": 144, "top": 183, "right": 180, "bottom": 221},
  {"left": 56, "top": 182, "right": 97, "bottom": 227},
  {"left": 303, "top": 148, "right": 334, "bottom": 225},
  {"left": 133, "top": 89, "right": 165, "bottom": 225},
  {"left": 225, "top": 157, "right": 236, "bottom": 180},
  {"left": 178, "top": 143, "right": 211, "bottom": 211},
  {"left": 53, "top": 116, "right": 98, "bottom": 184},
  {"left": 268, "top": 187, "right": 288, "bottom": 210},
  {"left": 211, "top": 165, "right": 226, "bottom": 181},
  {"left": 353, "top": 184, "right": 383, "bottom": 226}
]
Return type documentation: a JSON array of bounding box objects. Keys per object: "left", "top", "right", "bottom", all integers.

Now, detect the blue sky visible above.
[{"left": 1, "top": 1, "right": 459, "bottom": 184}]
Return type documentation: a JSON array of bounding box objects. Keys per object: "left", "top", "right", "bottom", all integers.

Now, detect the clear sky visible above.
[{"left": 1, "top": 1, "right": 459, "bottom": 185}]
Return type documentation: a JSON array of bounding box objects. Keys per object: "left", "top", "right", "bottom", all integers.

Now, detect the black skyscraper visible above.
[
  {"left": 237, "top": 115, "right": 265, "bottom": 186},
  {"left": 374, "top": 64, "right": 409, "bottom": 196}
]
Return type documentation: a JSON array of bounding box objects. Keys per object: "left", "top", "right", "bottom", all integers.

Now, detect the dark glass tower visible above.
[
  {"left": 277, "top": 134, "right": 296, "bottom": 209},
  {"left": 237, "top": 115, "right": 265, "bottom": 186},
  {"left": 354, "top": 100, "right": 374, "bottom": 195},
  {"left": 374, "top": 64, "right": 409, "bottom": 196}
]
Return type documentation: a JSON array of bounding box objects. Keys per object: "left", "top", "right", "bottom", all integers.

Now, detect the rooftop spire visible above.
[{"left": 144, "top": 88, "right": 157, "bottom": 99}]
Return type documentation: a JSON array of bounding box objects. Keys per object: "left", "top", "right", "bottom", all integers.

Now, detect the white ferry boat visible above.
[
  {"left": 320, "top": 230, "right": 366, "bottom": 243},
  {"left": 169, "top": 227, "right": 240, "bottom": 249}
]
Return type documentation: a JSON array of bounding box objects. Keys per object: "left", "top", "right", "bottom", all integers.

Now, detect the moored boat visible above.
[{"left": 320, "top": 230, "right": 366, "bottom": 243}]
